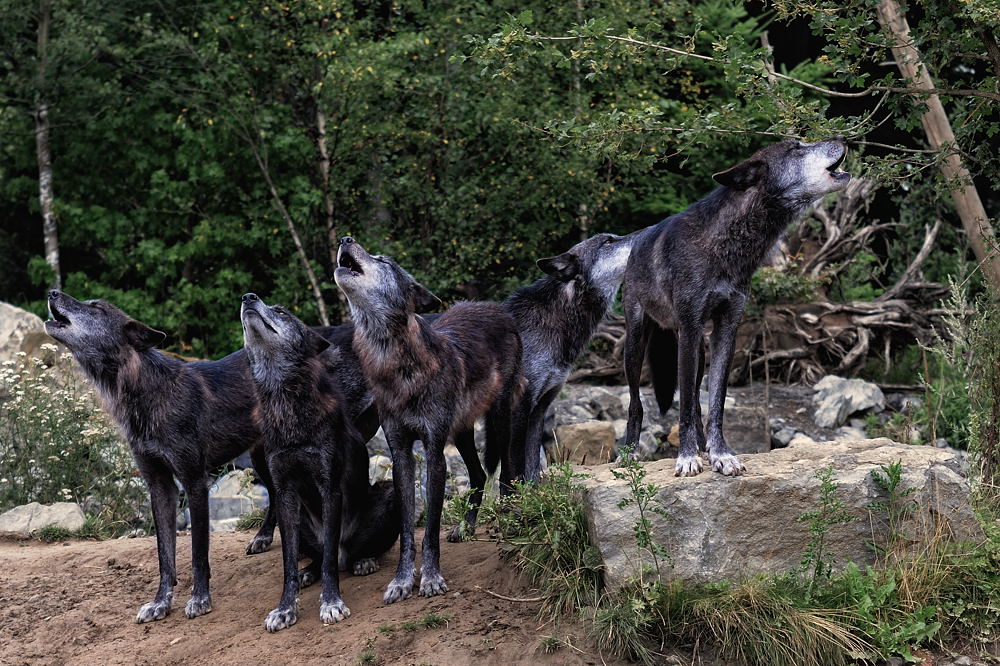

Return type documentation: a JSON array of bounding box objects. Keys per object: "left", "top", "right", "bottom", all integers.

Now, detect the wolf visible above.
[
  {"left": 447, "top": 232, "right": 634, "bottom": 540},
  {"left": 43, "top": 290, "right": 275, "bottom": 623},
  {"left": 621, "top": 137, "right": 851, "bottom": 477},
  {"left": 334, "top": 236, "right": 523, "bottom": 604},
  {"left": 240, "top": 293, "right": 399, "bottom": 631}
]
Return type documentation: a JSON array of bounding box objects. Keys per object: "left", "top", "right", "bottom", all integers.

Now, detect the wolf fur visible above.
[
  {"left": 334, "top": 236, "right": 523, "bottom": 604},
  {"left": 448, "top": 232, "right": 634, "bottom": 541},
  {"left": 621, "top": 137, "right": 851, "bottom": 477},
  {"left": 241, "top": 293, "right": 398, "bottom": 632}
]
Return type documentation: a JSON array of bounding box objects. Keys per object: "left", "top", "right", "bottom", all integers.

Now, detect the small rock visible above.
[
  {"left": 813, "top": 375, "right": 886, "bottom": 428},
  {"left": 771, "top": 427, "right": 799, "bottom": 448},
  {"left": 935, "top": 438, "right": 950, "bottom": 449},
  {"left": 369, "top": 454, "right": 392, "bottom": 484},
  {"left": 834, "top": 425, "right": 867, "bottom": 441},
  {"left": 552, "top": 421, "right": 616, "bottom": 466},
  {"left": 788, "top": 432, "right": 817, "bottom": 447}
]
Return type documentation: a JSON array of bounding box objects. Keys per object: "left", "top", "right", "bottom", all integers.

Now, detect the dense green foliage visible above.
[{"left": 2, "top": 1, "right": 997, "bottom": 357}]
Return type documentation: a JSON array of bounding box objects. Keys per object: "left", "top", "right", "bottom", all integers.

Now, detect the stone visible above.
[
  {"left": 813, "top": 375, "right": 886, "bottom": 428},
  {"left": 576, "top": 438, "right": 981, "bottom": 590},
  {"left": 834, "top": 425, "right": 867, "bottom": 441},
  {"left": 576, "top": 386, "right": 627, "bottom": 421},
  {"left": 0, "top": 502, "right": 86, "bottom": 535},
  {"left": 787, "top": 432, "right": 817, "bottom": 447},
  {"left": 552, "top": 421, "right": 616, "bottom": 466},
  {"left": 771, "top": 426, "right": 799, "bottom": 448},
  {"left": 207, "top": 470, "right": 268, "bottom": 531},
  {"left": 0, "top": 302, "right": 45, "bottom": 364}
]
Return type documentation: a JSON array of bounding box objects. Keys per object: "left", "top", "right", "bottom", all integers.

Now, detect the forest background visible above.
[{"left": 2, "top": 0, "right": 998, "bottom": 361}]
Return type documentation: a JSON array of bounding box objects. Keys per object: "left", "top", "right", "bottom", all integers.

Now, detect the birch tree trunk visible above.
[
  {"left": 876, "top": 0, "right": 1000, "bottom": 292},
  {"left": 35, "top": 0, "right": 60, "bottom": 289},
  {"left": 315, "top": 106, "right": 349, "bottom": 322}
]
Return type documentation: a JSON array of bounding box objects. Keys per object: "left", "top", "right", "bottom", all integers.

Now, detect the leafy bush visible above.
[{"left": 0, "top": 346, "right": 148, "bottom": 536}]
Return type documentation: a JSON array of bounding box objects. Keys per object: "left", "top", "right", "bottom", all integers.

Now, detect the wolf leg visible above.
[
  {"left": 623, "top": 304, "right": 653, "bottom": 452},
  {"left": 264, "top": 485, "right": 301, "bottom": 632},
  {"left": 705, "top": 297, "right": 747, "bottom": 476},
  {"left": 448, "top": 428, "right": 484, "bottom": 542},
  {"left": 245, "top": 445, "right": 276, "bottom": 555},
  {"left": 675, "top": 320, "right": 706, "bottom": 477},
  {"left": 184, "top": 476, "right": 213, "bottom": 618},
  {"left": 383, "top": 423, "right": 417, "bottom": 604},
  {"left": 135, "top": 465, "right": 177, "bottom": 623},
  {"left": 418, "top": 429, "right": 449, "bottom": 598},
  {"left": 318, "top": 487, "right": 350, "bottom": 625}
]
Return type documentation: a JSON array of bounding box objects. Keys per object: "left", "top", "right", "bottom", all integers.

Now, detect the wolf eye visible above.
[{"left": 272, "top": 307, "right": 288, "bottom": 315}]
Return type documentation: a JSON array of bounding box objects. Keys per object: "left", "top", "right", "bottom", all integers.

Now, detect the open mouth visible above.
[
  {"left": 338, "top": 251, "right": 365, "bottom": 277},
  {"left": 47, "top": 300, "right": 71, "bottom": 328}
]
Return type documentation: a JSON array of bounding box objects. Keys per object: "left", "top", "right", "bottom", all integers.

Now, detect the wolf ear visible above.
[
  {"left": 713, "top": 159, "right": 766, "bottom": 190},
  {"left": 305, "top": 328, "right": 331, "bottom": 356},
  {"left": 411, "top": 282, "right": 442, "bottom": 313},
  {"left": 537, "top": 253, "right": 580, "bottom": 281},
  {"left": 124, "top": 320, "right": 166, "bottom": 350}
]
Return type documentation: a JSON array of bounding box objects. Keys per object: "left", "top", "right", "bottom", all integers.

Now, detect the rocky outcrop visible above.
[
  {"left": 0, "top": 302, "right": 44, "bottom": 364},
  {"left": 207, "top": 470, "right": 268, "bottom": 532},
  {"left": 0, "top": 501, "right": 86, "bottom": 535},
  {"left": 552, "top": 421, "right": 617, "bottom": 466},
  {"left": 576, "top": 438, "right": 981, "bottom": 589}
]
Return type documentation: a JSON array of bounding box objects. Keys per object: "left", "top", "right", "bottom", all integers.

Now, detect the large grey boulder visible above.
[
  {"left": 0, "top": 501, "right": 86, "bottom": 535},
  {"left": 576, "top": 438, "right": 981, "bottom": 589},
  {"left": 813, "top": 375, "right": 886, "bottom": 428},
  {"left": 0, "top": 302, "right": 44, "bottom": 364}
]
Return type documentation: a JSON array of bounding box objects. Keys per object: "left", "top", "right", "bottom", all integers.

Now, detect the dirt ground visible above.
[{"left": 0, "top": 530, "right": 629, "bottom": 666}]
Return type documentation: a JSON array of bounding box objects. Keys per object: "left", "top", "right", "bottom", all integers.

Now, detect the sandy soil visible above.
[{"left": 0, "top": 530, "right": 628, "bottom": 666}]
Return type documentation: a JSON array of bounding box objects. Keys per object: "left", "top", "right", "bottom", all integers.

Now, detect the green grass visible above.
[{"left": 234, "top": 507, "right": 266, "bottom": 531}]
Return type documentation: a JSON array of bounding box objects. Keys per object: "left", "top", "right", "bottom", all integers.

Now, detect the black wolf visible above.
[
  {"left": 44, "top": 290, "right": 274, "bottom": 623},
  {"left": 622, "top": 138, "right": 851, "bottom": 476},
  {"left": 241, "top": 293, "right": 398, "bottom": 631},
  {"left": 447, "top": 232, "right": 634, "bottom": 540},
  {"left": 334, "top": 237, "right": 523, "bottom": 604}
]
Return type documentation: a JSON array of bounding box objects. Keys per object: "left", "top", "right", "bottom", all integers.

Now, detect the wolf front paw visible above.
[
  {"left": 674, "top": 453, "right": 703, "bottom": 477},
  {"left": 446, "top": 521, "right": 474, "bottom": 543},
  {"left": 383, "top": 576, "right": 414, "bottom": 605},
  {"left": 298, "top": 567, "right": 318, "bottom": 588},
  {"left": 418, "top": 572, "right": 448, "bottom": 598},
  {"left": 319, "top": 599, "right": 351, "bottom": 625},
  {"left": 352, "top": 558, "right": 379, "bottom": 576},
  {"left": 710, "top": 452, "right": 746, "bottom": 476},
  {"left": 264, "top": 605, "right": 298, "bottom": 632},
  {"left": 245, "top": 534, "right": 273, "bottom": 555},
  {"left": 135, "top": 597, "right": 172, "bottom": 623},
  {"left": 184, "top": 594, "right": 213, "bottom": 619}
]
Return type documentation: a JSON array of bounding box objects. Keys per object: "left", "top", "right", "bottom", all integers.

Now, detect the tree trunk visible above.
[
  {"left": 250, "top": 146, "right": 330, "bottom": 326},
  {"left": 35, "top": 0, "right": 60, "bottom": 289},
  {"left": 876, "top": 0, "right": 1000, "bottom": 292},
  {"left": 315, "top": 106, "right": 349, "bottom": 322}
]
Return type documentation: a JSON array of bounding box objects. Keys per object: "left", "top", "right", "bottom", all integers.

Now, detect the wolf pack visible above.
[{"left": 42, "top": 138, "right": 850, "bottom": 630}]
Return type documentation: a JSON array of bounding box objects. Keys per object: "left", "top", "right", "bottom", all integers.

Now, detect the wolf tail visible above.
[{"left": 646, "top": 324, "right": 678, "bottom": 416}]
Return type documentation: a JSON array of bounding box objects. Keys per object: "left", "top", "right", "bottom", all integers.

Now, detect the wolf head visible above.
[
  {"left": 334, "top": 237, "right": 441, "bottom": 321},
  {"left": 536, "top": 233, "right": 634, "bottom": 302},
  {"left": 44, "top": 290, "right": 166, "bottom": 358},
  {"left": 713, "top": 137, "right": 851, "bottom": 204},
  {"left": 240, "top": 293, "right": 332, "bottom": 381}
]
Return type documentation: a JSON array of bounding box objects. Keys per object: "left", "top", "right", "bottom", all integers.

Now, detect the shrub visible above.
[{"left": 0, "top": 346, "right": 148, "bottom": 536}]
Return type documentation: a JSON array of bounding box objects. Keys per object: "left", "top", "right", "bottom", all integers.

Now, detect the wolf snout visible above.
[
  {"left": 339, "top": 236, "right": 355, "bottom": 246},
  {"left": 48, "top": 289, "right": 61, "bottom": 300},
  {"left": 242, "top": 293, "right": 260, "bottom": 304}
]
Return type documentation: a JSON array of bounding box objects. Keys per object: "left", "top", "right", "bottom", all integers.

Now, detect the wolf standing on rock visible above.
[
  {"left": 240, "top": 293, "right": 399, "bottom": 632},
  {"left": 622, "top": 137, "right": 851, "bottom": 477},
  {"left": 334, "top": 236, "right": 523, "bottom": 604}
]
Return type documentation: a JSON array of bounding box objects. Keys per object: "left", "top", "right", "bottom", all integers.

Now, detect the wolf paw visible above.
[
  {"left": 352, "top": 558, "right": 379, "bottom": 576},
  {"left": 319, "top": 599, "right": 351, "bottom": 625},
  {"left": 245, "top": 534, "right": 273, "bottom": 555},
  {"left": 674, "top": 454, "right": 703, "bottom": 477},
  {"left": 184, "top": 594, "right": 213, "bottom": 619},
  {"left": 264, "top": 606, "right": 298, "bottom": 633},
  {"left": 135, "top": 598, "right": 171, "bottom": 624},
  {"left": 298, "top": 567, "right": 318, "bottom": 588},
  {"left": 383, "top": 576, "right": 414, "bottom": 605},
  {"left": 418, "top": 572, "right": 448, "bottom": 598},
  {"left": 710, "top": 452, "right": 746, "bottom": 477}
]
